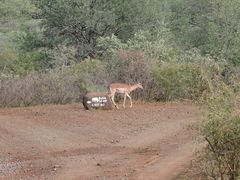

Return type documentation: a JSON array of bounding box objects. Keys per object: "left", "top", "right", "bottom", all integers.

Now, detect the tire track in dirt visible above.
[
  {"left": 93, "top": 122, "right": 197, "bottom": 180},
  {"left": 0, "top": 103, "right": 200, "bottom": 180}
]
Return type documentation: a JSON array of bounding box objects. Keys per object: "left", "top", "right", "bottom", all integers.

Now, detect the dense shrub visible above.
[
  {"left": 126, "top": 30, "right": 179, "bottom": 62},
  {"left": 97, "top": 31, "right": 178, "bottom": 62},
  {"left": 0, "top": 41, "right": 18, "bottom": 73},
  {"left": 0, "top": 72, "right": 84, "bottom": 107},
  {"left": 48, "top": 45, "right": 78, "bottom": 68},
  {"left": 152, "top": 62, "right": 207, "bottom": 101},
  {"left": 97, "top": 35, "right": 156, "bottom": 100},
  {"left": 0, "top": 59, "right": 109, "bottom": 107},
  {"left": 0, "top": 27, "right": 48, "bottom": 76},
  {"left": 198, "top": 84, "right": 240, "bottom": 180},
  {"left": 1, "top": 32, "right": 226, "bottom": 107},
  {"left": 66, "top": 59, "right": 110, "bottom": 92},
  {"left": 115, "top": 49, "right": 155, "bottom": 101},
  {"left": 96, "top": 34, "right": 224, "bottom": 102}
]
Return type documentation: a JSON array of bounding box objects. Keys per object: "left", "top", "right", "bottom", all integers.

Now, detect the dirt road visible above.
[{"left": 0, "top": 103, "right": 200, "bottom": 180}]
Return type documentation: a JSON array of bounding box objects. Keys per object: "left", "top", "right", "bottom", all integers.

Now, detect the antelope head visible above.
[{"left": 137, "top": 82, "right": 143, "bottom": 89}]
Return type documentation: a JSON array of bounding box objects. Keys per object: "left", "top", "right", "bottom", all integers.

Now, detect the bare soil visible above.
[{"left": 0, "top": 103, "right": 201, "bottom": 180}]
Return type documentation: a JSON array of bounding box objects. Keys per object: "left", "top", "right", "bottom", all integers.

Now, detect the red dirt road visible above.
[{"left": 0, "top": 103, "right": 200, "bottom": 180}]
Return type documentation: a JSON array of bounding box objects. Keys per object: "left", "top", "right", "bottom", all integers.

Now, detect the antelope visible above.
[{"left": 108, "top": 83, "right": 143, "bottom": 109}]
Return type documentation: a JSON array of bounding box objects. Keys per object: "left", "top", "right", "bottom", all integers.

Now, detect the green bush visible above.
[
  {"left": 47, "top": 44, "right": 78, "bottom": 68},
  {"left": 12, "top": 50, "right": 48, "bottom": 75},
  {"left": 0, "top": 41, "right": 18, "bottom": 73},
  {"left": 97, "top": 30, "right": 179, "bottom": 62},
  {"left": 152, "top": 62, "right": 207, "bottom": 101},
  {"left": 97, "top": 35, "right": 219, "bottom": 102},
  {"left": 126, "top": 30, "right": 179, "bottom": 62},
  {"left": 198, "top": 84, "right": 240, "bottom": 180},
  {"left": 0, "top": 21, "right": 48, "bottom": 76},
  {"left": 66, "top": 59, "right": 110, "bottom": 92}
]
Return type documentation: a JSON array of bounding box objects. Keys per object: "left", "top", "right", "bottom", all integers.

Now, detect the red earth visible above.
[{"left": 0, "top": 102, "right": 201, "bottom": 180}]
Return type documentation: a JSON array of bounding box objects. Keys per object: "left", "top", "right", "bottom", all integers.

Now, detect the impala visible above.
[{"left": 108, "top": 82, "right": 143, "bottom": 109}]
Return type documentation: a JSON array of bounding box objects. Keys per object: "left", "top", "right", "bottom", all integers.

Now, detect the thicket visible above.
[
  {"left": 203, "top": 91, "right": 240, "bottom": 179},
  {"left": 183, "top": 81, "right": 239, "bottom": 180}
]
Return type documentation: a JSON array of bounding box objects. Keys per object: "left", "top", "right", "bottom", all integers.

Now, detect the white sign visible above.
[{"left": 91, "top": 96, "right": 108, "bottom": 107}]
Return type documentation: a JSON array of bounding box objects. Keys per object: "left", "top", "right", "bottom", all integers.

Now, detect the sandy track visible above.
[{"left": 0, "top": 103, "right": 200, "bottom": 180}]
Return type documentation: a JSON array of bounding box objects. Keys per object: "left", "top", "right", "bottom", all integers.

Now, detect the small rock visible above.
[
  {"left": 53, "top": 164, "right": 61, "bottom": 171},
  {"left": 96, "top": 163, "right": 101, "bottom": 166}
]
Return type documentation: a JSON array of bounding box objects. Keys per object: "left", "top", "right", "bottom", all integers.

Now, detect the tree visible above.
[
  {"left": 169, "top": 0, "right": 240, "bottom": 65},
  {"left": 0, "top": 0, "right": 36, "bottom": 31},
  {"left": 32, "top": 0, "right": 117, "bottom": 59},
  {"left": 31, "top": 0, "right": 168, "bottom": 60},
  {"left": 208, "top": 0, "right": 240, "bottom": 65},
  {"left": 169, "top": 0, "right": 213, "bottom": 52}
]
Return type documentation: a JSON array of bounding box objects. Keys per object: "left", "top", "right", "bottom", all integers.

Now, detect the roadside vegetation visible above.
[{"left": 0, "top": 0, "right": 240, "bottom": 179}]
